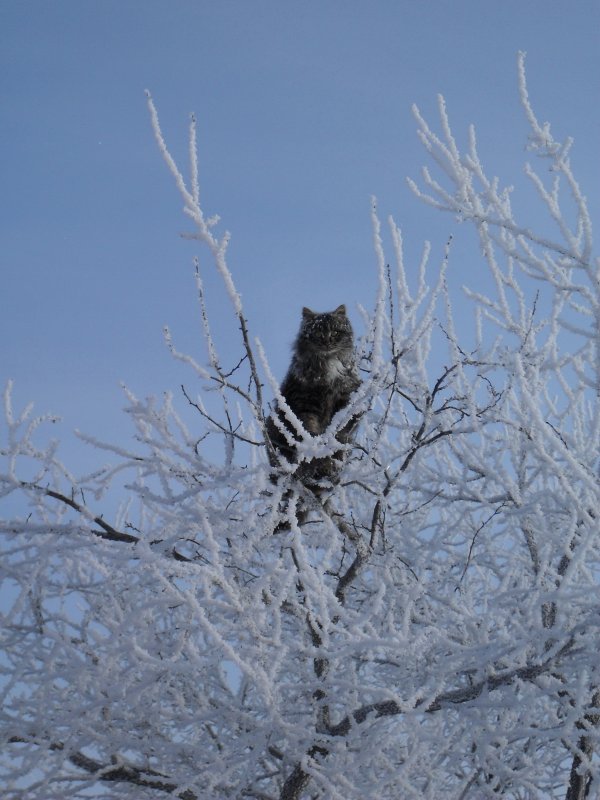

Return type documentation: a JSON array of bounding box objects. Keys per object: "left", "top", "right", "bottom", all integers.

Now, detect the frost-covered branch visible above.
[{"left": 146, "top": 92, "right": 268, "bottom": 432}]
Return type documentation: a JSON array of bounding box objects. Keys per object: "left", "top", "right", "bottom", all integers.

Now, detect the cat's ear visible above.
[
  {"left": 334, "top": 304, "right": 347, "bottom": 316},
  {"left": 302, "top": 307, "right": 316, "bottom": 318}
]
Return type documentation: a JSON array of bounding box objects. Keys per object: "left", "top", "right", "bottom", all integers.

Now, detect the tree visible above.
[{"left": 1, "top": 53, "right": 598, "bottom": 799}]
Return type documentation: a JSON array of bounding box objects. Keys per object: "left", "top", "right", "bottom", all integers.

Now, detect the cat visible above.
[{"left": 266, "top": 304, "right": 361, "bottom": 488}]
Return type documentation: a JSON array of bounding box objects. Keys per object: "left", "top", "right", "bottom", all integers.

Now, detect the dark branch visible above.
[
  {"left": 25, "top": 484, "right": 139, "bottom": 544},
  {"left": 328, "top": 644, "right": 573, "bottom": 738},
  {"left": 22, "top": 482, "right": 195, "bottom": 562},
  {"left": 181, "top": 384, "right": 262, "bottom": 446},
  {"left": 9, "top": 738, "right": 197, "bottom": 800}
]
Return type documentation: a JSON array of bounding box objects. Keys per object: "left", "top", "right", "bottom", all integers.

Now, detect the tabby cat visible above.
[{"left": 266, "top": 304, "right": 361, "bottom": 485}]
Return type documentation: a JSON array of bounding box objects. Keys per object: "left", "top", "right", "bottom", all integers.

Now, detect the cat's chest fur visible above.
[
  {"left": 324, "top": 356, "right": 347, "bottom": 382},
  {"left": 290, "top": 352, "right": 351, "bottom": 387}
]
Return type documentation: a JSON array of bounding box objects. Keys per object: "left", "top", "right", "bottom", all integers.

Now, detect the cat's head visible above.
[{"left": 297, "top": 304, "right": 354, "bottom": 353}]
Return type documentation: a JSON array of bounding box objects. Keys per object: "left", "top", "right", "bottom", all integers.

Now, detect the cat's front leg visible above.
[{"left": 299, "top": 412, "right": 324, "bottom": 436}]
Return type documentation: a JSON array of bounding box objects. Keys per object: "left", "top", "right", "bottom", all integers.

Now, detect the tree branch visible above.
[
  {"left": 8, "top": 738, "right": 198, "bottom": 800},
  {"left": 328, "top": 643, "right": 574, "bottom": 738},
  {"left": 19, "top": 482, "right": 197, "bottom": 562}
]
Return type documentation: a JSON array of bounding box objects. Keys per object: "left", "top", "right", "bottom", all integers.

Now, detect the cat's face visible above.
[{"left": 298, "top": 305, "right": 354, "bottom": 353}]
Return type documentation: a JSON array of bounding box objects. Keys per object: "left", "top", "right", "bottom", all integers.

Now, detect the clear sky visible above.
[{"left": 2, "top": 0, "right": 599, "bottom": 469}]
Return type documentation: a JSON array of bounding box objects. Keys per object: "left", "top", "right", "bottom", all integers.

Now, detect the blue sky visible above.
[{"left": 2, "top": 1, "right": 599, "bottom": 469}]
